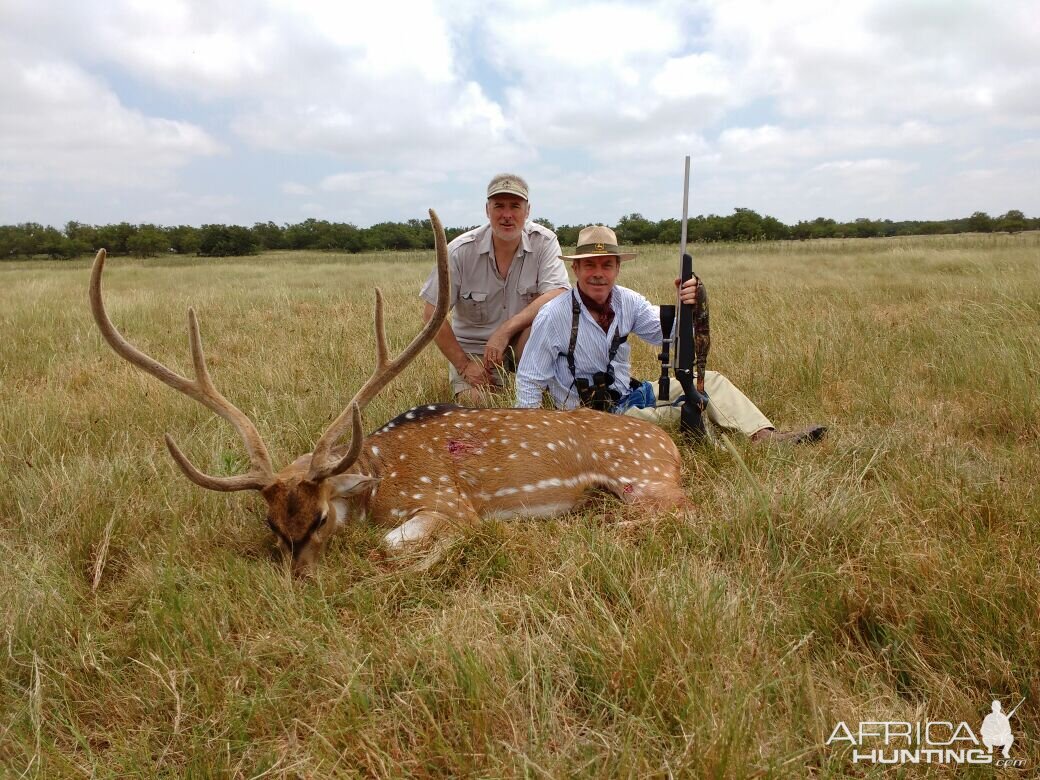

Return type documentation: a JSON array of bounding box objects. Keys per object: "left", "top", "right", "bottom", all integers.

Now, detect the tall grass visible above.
[{"left": 2, "top": 233, "right": 1038, "bottom": 776}]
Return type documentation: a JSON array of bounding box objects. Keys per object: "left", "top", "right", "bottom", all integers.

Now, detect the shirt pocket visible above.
[
  {"left": 518, "top": 284, "right": 539, "bottom": 305},
  {"left": 458, "top": 290, "right": 489, "bottom": 324},
  {"left": 517, "top": 259, "right": 541, "bottom": 304}
]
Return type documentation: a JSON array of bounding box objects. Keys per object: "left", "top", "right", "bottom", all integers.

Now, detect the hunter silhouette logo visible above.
[
  {"left": 981, "top": 698, "right": 1023, "bottom": 759},
  {"left": 594, "top": 242, "right": 605, "bottom": 251}
]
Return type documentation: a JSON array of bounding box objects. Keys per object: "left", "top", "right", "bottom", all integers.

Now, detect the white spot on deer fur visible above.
[
  {"left": 371, "top": 446, "right": 380, "bottom": 457},
  {"left": 508, "top": 453, "right": 517, "bottom": 460},
  {"left": 399, "top": 454, "right": 406, "bottom": 460},
  {"left": 520, "top": 442, "right": 528, "bottom": 449},
  {"left": 412, "top": 493, "right": 423, "bottom": 500},
  {"left": 405, "top": 412, "right": 415, "bottom": 420},
  {"left": 439, "top": 475, "right": 450, "bottom": 483},
  {"left": 427, "top": 405, "right": 437, "bottom": 411},
  {"left": 501, "top": 438, "right": 509, "bottom": 444},
  {"left": 525, "top": 424, "right": 535, "bottom": 429},
  {"left": 419, "top": 476, "right": 431, "bottom": 484},
  {"left": 547, "top": 443, "right": 556, "bottom": 451}
]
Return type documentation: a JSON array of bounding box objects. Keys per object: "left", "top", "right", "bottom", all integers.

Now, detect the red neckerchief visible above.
[{"left": 577, "top": 285, "right": 615, "bottom": 333}]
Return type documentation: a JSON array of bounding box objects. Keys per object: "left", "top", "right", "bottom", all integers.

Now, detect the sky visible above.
[{"left": 1, "top": 0, "right": 1038, "bottom": 230}]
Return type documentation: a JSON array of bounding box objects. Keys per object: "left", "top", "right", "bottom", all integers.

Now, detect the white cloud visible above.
[
  {"left": 0, "top": 52, "right": 221, "bottom": 189},
  {"left": 1, "top": 0, "right": 1038, "bottom": 226}
]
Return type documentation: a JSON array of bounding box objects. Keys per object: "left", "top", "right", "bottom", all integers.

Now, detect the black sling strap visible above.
[{"left": 565, "top": 290, "right": 627, "bottom": 383}]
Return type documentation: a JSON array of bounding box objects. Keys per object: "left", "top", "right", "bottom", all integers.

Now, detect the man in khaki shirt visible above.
[{"left": 420, "top": 173, "right": 570, "bottom": 404}]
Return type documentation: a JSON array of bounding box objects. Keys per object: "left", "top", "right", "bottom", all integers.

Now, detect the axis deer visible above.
[{"left": 90, "top": 210, "right": 688, "bottom": 573}]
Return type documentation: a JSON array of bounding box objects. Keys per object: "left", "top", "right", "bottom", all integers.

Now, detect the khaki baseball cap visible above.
[{"left": 487, "top": 173, "right": 529, "bottom": 201}]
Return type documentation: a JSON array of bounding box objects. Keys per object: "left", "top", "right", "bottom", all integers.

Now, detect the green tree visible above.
[
  {"left": 166, "top": 225, "right": 201, "bottom": 255},
  {"left": 998, "top": 209, "right": 1026, "bottom": 234},
  {"left": 252, "top": 221, "right": 286, "bottom": 250},
  {"left": 95, "top": 223, "right": 135, "bottom": 255},
  {"left": 198, "top": 224, "right": 258, "bottom": 256},
  {"left": 615, "top": 213, "right": 657, "bottom": 244},
  {"left": 967, "top": 211, "right": 994, "bottom": 233},
  {"left": 127, "top": 225, "right": 168, "bottom": 257}
]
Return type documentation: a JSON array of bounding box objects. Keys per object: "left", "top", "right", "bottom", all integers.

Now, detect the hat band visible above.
[{"left": 575, "top": 242, "right": 622, "bottom": 255}]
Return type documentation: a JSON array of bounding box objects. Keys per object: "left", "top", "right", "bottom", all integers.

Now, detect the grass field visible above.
[{"left": 2, "top": 233, "right": 1038, "bottom": 777}]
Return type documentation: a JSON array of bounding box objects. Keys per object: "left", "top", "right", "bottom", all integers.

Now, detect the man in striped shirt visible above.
[{"left": 515, "top": 225, "right": 826, "bottom": 443}]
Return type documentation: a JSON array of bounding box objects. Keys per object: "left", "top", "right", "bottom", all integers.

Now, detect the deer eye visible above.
[{"left": 316, "top": 512, "right": 328, "bottom": 529}]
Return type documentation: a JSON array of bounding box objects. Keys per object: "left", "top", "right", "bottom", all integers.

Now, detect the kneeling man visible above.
[{"left": 515, "top": 225, "right": 825, "bottom": 443}]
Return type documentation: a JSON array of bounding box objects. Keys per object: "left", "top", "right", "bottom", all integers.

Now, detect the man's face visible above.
[
  {"left": 573, "top": 256, "right": 620, "bottom": 305},
  {"left": 486, "top": 194, "right": 530, "bottom": 242}
]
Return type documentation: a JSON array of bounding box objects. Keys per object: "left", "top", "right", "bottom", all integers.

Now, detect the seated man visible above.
[
  {"left": 515, "top": 225, "right": 826, "bottom": 443},
  {"left": 420, "top": 173, "right": 570, "bottom": 405}
]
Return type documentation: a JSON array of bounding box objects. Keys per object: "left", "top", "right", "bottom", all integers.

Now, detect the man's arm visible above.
[
  {"left": 423, "top": 302, "right": 493, "bottom": 388},
  {"left": 514, "top": 308, "right": 561, "bottom": 408},
  {"left": 483, "top": 287, "right": 567, "bottom": 366},
  {"left": 485, "top": 230, "right": 569, "bottom": 366}
]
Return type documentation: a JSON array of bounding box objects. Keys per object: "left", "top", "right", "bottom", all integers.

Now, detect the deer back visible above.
[{"left": 354, "top": 404, "right": 685, "bottom": 529}]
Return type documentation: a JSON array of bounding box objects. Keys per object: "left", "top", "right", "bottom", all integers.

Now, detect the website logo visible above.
[{"left": 826, "top": 697, "right": 1026, "bottom": 768}]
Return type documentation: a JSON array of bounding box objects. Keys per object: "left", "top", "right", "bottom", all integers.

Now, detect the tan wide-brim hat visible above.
[{"left": 560, "top": 225, "right": 637, "bottom": 261}]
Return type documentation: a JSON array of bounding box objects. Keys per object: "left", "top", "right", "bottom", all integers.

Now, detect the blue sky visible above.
[{"left": 1, "top": 0, "right": 1037, "bottom": 229}]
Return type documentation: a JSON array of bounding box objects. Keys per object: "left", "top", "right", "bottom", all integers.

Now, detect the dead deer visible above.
[{"left": 90, "top": 209, "right": 688, "bottom": 573}]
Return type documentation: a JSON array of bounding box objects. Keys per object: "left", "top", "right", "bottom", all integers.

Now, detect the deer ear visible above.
[{"left": 327, "top": 473, "right": 379, "bottom": 497}]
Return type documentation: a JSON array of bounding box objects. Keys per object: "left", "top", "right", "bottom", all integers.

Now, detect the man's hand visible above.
[
  {"left": 460, "top": 357, "right": 493, "bottom": 387},
  {"left": 675, "top": 275, "right": 699, "bottom": 305},
  {"left": 483, "top": 327, "right": 512, "bottom": 368}
]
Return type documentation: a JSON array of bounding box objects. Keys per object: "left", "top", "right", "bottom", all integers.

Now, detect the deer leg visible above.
[
  {"left": 613, "top": 479, "right": 691, "bottom": 514},
  {"left": 381, "top": 506, "right": 479, "bottom": 550}
]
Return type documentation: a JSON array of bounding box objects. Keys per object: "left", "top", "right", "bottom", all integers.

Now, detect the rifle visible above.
[
  {"left": 658, "top": 156, "right": 708, "bottom": 438},
  {"left": 1007, "top": 697, "right": 1025, "bottom": 719}
]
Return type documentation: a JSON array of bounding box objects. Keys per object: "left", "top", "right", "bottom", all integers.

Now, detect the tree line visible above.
[{"left": 1, "top": 209, "right": 1034, "bottom": 260}]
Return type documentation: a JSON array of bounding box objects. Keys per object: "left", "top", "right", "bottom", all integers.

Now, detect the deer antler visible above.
[
  {"left": 307, "top": 208, "right": 450, "bottom": 481},
  {"left": 89, "top": 250, "right": 275, "bottom": 491}
]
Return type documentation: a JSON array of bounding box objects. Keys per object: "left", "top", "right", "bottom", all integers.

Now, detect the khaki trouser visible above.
[{"left": 623, "top": 372, "right": 772, "bottom": 436}]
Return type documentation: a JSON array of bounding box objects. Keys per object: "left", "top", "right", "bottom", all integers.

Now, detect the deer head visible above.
[{"left": 89, "top": 210, "right": 450, "bottom": 572}]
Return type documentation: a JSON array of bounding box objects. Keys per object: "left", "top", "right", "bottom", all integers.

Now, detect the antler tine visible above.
[
  {"left": 309, "top": 209, "right": 450, "bottom": 479},
  {"left": 165, "top": 434, "right": 270, "bottom": 492},
  {"left": 90, "top": 249, "right": 275, "bottom": 491}
]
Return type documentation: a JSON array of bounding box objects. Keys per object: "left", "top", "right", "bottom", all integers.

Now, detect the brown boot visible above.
[{"left": 751, "top": 425, "right": 827, "bottom": 445}]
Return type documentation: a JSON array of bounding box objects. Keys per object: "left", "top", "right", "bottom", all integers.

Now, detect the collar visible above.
[{"left": 576, "top": 284, "right": 615, "bottom": 332}]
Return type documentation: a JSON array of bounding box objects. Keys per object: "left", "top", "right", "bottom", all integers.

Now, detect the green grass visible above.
[{"left": 2, "top": 233, "right": 1038, "bottom": 777}]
